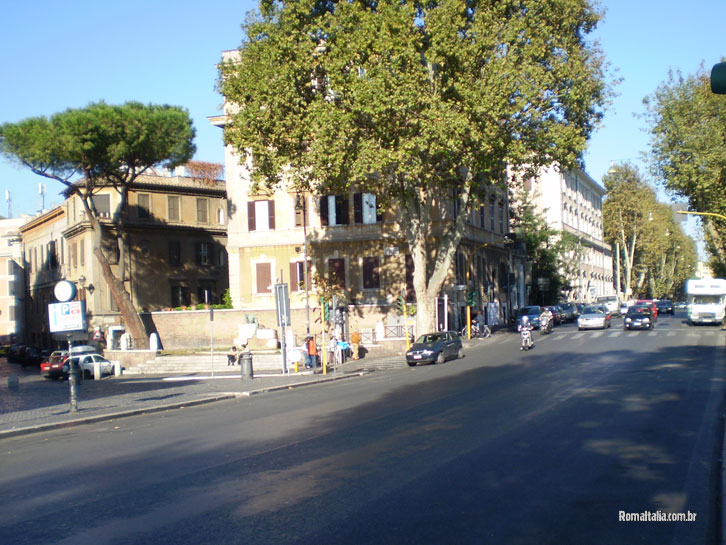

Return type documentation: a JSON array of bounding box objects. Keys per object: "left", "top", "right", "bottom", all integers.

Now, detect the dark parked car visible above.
[
  {"left": 656, "top": 300, "right": 674, "bottom": 315},
  {"left": 516, "top": 306, "right": 542, "bottom": 329},
  {"left": 543, "top": 306, "right": 563, "bottom": 325},
  {"left": 624, "top": 306, "right": 655, "bottom": 330},
  {"left": 406, "top": 331, "right": 463, "bottom": 366},
  {"left": 557, "top": 302, "right": 578, "bottom": 322}
]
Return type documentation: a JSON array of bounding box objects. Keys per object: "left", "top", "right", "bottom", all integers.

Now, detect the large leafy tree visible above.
[
  {"left": 0, "top": 101, "right": 196, "bottom": 347},
  {"left": 603, "top": 162, "right": 696, "bottom": 299},
  {"left": 220, "top": 0, "right": 611, "bottom": 333},
  {"left": 644, "top": 64, "right": 726, "bottom": 275}
]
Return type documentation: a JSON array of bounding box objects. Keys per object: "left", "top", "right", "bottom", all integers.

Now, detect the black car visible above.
[
  {"left": 406, "top": 331, "right": 463, "bottom": 366},
  {"left": 656, "top": 300, "right": 674, "bottom": 315},
  {"left": 624, "top": 306, "right": 655, "bottom": 330},
  {"left": 557, "top": 302, "right": 578, "bottom": 322}
]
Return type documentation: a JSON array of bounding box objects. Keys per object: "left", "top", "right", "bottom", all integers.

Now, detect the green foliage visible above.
[
  {"left": 222, "top": 288, "right": 234, "bottom": 309},
  {"left": 219, "top": 0, "right": 613, "bottom": 333},
  {"left": 644, "top": 64, "right": 726, "bottom": 272},
  {"left": 510, "top": 190, "right": 578, "bottom": 304},
  {"left": 603, "top": 163, "right": 696, "bottom": 299}
]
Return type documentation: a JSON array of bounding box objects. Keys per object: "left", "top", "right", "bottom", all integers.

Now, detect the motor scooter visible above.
[
  {"left": 540, "top": 316, "right": 552, "bottom": 335},
  {"left": 519, "top": 326, "right": 534, "bottom": 350}
]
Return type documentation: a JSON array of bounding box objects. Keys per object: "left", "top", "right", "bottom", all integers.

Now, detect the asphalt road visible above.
[{"left": 1, "top": 312, "right": 723, "bottom": 545}]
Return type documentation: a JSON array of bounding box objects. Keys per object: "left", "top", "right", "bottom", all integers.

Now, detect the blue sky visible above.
[{"left": 1, "top": 0, "right": 724, "bottom": 236}]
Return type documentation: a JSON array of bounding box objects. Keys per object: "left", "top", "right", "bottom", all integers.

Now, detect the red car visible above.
[{"left": 635, "top": 300, "right": 658, "bottom": 320}]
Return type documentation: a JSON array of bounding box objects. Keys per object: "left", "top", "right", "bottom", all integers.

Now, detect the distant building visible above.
[
  {"left": 519, "top": 165, "right": 614, "bottom": 302},
  {"left": 19, "top": 171, "right": 229, "bottom": 348},
  {"left": 0, "top": 216, "right": 30, "bottom": 344}
]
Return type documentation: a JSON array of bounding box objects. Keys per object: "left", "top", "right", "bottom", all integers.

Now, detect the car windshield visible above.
[
  {"left": 628, "top": 308, "right": 650, "bottom": 316},
  {"left": 583, "top": 306, "right": 603, "bottom": 314},
  {"left": 519, "top": 306, "right": 540, "bottom": 315},
  {"left": 416, "top": 334, "right": 442, "bottom": 344},
  {"left": 656, "top": 301, "right": 671, "bottom": 307}
]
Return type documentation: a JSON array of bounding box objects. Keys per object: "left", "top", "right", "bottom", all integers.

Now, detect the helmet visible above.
[{"left": 521, "top": 316, "right": 529, "bottom": 324}]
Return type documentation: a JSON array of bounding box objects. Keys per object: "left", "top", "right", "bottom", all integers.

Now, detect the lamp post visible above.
[
  {"left": 296, "top": 194, "right": 311, "bottom": 336},
  {"left": 676, "top": 210, "right": 726, "bottom": 221}
]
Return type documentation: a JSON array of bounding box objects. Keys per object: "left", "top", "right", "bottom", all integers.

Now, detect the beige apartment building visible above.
[
  {"left": 212, "top": 128, "right": 525, "bottom": 340},
  {"left": 0, "top": 216, "right": 30, "bottom": 344},
  {"left": 20, "top": 171, "right": 229, "bottom": 348},
  {"left": 522, "top": 165, "right": 614, "bottom": 302}
]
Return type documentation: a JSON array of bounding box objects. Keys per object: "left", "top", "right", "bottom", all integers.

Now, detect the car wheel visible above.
[
  {"left": 436, "top": 352, "right": 445, "bottom": 365},
  {"left": 457, "top": 348, "right": 464, "bottom": 360}
]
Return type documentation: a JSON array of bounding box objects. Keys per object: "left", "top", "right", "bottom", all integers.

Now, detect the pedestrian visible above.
[
  {"left": 304, "top": 335, "right": 319, "bottom": 369},
  {"left": 227, "top": 345, "right": 238, "bottom": 366},
  {"left": 350, "top": 330, "right": 362, "bottom": 360}
]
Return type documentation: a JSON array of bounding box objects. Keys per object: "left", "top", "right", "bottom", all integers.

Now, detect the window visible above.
[
  {"left": 7, "top": 260, "right": 14, "bottom": 275},
  {"left": 489, "top": 200, "right": 495, "bottom": 230},
  {"left": 168, "top": 240, "right": 181, "bottom": 266},
  {"left": 320, "top": 195, "right": 349, "bottom": 226},
  {"left": 196, "top": 242, "right": 212, "bottom": 266},
  {"left": 256, "top": 262, "right": 272, "bottom": 294},
  {"left": 354, "top": 193, "right": 382, "bottom": 224},
  {"left": 289, "top": 260, "right": 311, "bottom": 292},
  {"left": 362, "top": 257, "right": 380, "bottom": 289},
  {"left": 91, "top": 194, "right": 111, "bottom": 219},
  {"left": 80, "top": 239, "right": 85, "bottom": 267},
  {"left": 196, "top": 198, "right": 209, "bottom": 224},
  {"left": 171, "top": 285, "right": 191, "bottom": 307},
  {"left": 168, "top": 196, "right": 180, "bottom": 221},
  {"left": 328, "top": 258, "right": 346, "bottom": 287},
  {"left": 499, "top": 203, "right": 504, "bottom": 233},
  {"left": 8, "top": 280, "right": 14, "bottom": 296},
  {"left": 479, "top": 206, "right": 485, "bottom": 228},
  {"left": 247, "top": 200, "right": 276, "bottom": 231},
  {"left": 137, "top": 193, "right": 151, "bottom": 219},
  {"left": 197, "top": 283, "right": 216, "bottom": 305},
  {"left": 47, "top": 241, "right": 57, "bottom": 269},
  {"left": 71, "top": 244, "right": 77, "bottom": 270},
  {"left": 217, "top": 207, "right": 225, "bottom": 225},
  {"left": 217, "top": 245, "right": 227, "bottom": 267}
]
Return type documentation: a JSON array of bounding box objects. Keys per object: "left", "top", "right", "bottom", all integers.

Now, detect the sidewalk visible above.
[{"left": 0, "top": 354, "right": 405, "bottom": 439}]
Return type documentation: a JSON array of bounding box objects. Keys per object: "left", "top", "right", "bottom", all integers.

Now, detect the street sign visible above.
[
  {"left": 274, "top": 283, "right": 291, "bottom": 326},
  {"left": 48, "top": 301, "right": 86, "bottom": 333}
]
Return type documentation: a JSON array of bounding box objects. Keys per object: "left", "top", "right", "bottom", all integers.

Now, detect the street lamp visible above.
[{"left": 676, "top": 210, "right": 726, "bottom": 221}]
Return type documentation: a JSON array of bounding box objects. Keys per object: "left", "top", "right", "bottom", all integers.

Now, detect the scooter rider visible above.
[
  {"left": 539, "top": 307, "right": 553, "bottom": 334},
  {"left": 518, "top": 315, "right": 534, "bottom": 350}
]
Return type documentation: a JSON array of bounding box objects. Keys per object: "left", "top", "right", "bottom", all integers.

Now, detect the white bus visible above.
[
  {"left": 686, "top": 278, "right": 726, "bottom": 325},
  {"left": 596, "top": 295, "right": 620, "bottom": 316}
]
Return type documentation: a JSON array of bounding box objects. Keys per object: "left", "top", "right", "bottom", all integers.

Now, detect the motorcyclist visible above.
[
  {"left": 518, "top": 315, "right": 534, "bottom": 350},
  {"left": 539, "top": 307, "right": 553, "bottom": 333}
]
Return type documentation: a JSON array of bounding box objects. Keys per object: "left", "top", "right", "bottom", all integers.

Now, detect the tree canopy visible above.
[
  {"left": 220, "top": 0, "right": 612, "bottom": 332},
  {"left": 0, "top": 101, "right": 196, "bottom": 346},
  {"left": 603, "top": 162, "right": 695, "bottom": 299},
  {"left": 644, "top": 64, "right": 726, "bottom": 275}
]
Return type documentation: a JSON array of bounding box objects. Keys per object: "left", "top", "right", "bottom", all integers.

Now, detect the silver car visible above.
[{"left": 577, "top": 305, "right": 612, "bottom": 330}]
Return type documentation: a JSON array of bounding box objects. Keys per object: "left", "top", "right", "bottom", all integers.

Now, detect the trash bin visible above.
[{"left": 240, "top": 351, "right": 253, "bottom": 380}]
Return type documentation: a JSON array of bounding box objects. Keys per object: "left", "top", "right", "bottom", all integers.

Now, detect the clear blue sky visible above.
[{"left": 1, "top": 0, "right": 724, "bottom": 228}]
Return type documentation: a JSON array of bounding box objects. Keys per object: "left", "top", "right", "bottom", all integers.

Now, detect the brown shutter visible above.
[
  {"left": 248, "top": 202, "right": 256, "bottom": 231},
  {"left": 256, "top": 263, "right": 271, "bottom": 293},
  {"left": 289, "top": 262, "right": 299, "bottom": 292},
  {"left": 268, "top": 200, "right": 276, "bottom": 230}
]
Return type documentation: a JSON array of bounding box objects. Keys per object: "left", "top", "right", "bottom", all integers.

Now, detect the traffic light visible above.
[
  {"left": 396, "top": 295, "right": 405, "bottom": 313},
  {"left": 466, "top": 290, "right": 477, "bottom": 306},
  {"left": 711, "top": 62, "right": 726, "bottom": 94},
  {"left": 322, "top": 300, "right": 330, "bottom": 322}
]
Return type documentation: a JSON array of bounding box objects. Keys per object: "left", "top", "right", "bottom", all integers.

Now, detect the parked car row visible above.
[{"left": 7, "top": 345, "right": 51, "bottom": 366}]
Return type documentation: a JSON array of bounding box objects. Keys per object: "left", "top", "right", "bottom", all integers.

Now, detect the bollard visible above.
[
  {"left": 93, "top": 361, "right": 101, "bottom": 381},
  {"left": 240, "top": 351, "right": 254, "bottom": 380},
  {"left": 113, "top": 360, "right": 122, "bottom": 376}
]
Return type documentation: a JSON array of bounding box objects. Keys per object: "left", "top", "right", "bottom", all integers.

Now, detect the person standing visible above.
[
  {"left": 305, "top": 335, "right": 319, "bottom": 369},
  {"left": 227, "top": 345, "right": 238, "bottom": 366},
  {"left": 350, "top": 330, "right": 362, "bottom": 360}
]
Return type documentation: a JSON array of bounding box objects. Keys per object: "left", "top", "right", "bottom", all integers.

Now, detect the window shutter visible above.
[
  {"left": 320, "top": 196, "right": 329, "bottom": 226},
  {"left": 268, "top": 200, "right": 276, "bottom": 230},
  {"left": 289, "top": 262, "right": 298, "bottom": 292},
  {"left": 337, "top": 196, "right": 349, "bottom": 225},
  {"left": 353, "top": 193, "right": 362, "bottom": 224},
  {"left": 248, "top": 201, "right": 256, "bottom": 231},
  {"left": 256, "top": 263, "right": 271, "bottom": 293}
]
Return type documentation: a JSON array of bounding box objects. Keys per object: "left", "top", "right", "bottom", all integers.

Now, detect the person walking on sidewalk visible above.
[
  {"left": 304, "top": 335, "right": 319, "bottom": 369},
  {"left": 350, "top": 330, "right": 362, "bottom": 360}
]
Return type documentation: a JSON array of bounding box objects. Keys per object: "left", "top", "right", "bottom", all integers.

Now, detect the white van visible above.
[
  {"left": 686, "top": 278, "right": 726, "bottom": 325},
  {"left": 596, "top": 295, "right": 620, "bottom": 316}
]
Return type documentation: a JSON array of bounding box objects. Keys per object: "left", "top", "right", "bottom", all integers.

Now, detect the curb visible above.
[{"left": 0, "top": 371, "right": 367, "bottom": 440}]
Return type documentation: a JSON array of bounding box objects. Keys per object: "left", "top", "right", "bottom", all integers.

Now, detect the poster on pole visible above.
[
  {"left": 274, "top": 283, "right": 291, "bottom": 326},
  {"left": 48, "top": 301, "right": 86, "bottom": 333}
]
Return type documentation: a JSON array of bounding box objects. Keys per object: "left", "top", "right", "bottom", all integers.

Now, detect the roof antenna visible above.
[{"left": 5, "top": 190, "right": 11, "bottom": 219}]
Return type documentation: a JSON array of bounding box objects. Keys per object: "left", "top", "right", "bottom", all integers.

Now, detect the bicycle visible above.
[{"left": 460, "top": 323, "right": 491, "bottom": 338}]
